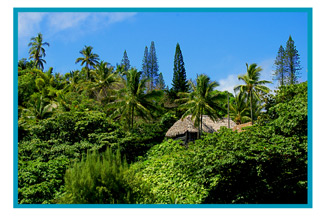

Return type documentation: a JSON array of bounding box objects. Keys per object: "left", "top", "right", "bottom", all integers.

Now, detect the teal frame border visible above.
[{"left": 13, "top": 7, "right": 313, "bottom": 208}]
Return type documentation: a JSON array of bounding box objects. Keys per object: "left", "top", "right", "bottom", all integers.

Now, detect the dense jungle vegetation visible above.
[{"left": 18, "top": 33, "right": 307, "bottom": 204}]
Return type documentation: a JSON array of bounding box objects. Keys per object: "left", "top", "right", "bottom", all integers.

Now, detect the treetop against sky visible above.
[{"left": 18, "top": 12, "right": 308, "bottom": 93}]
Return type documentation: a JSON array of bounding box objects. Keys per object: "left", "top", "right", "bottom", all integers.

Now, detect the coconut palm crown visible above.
[
  {"left": 28, "top": 33, "right": 50, "bottom": 70},
  {"left": 75, "top": 46, "right": 100, "bottom": 80},
  {"left": 108, "top": 68, "right": 163, "bottom": 130},
  {"left": 234, "top": 63, "right": 271, "bottom": 125},
  {"left": 229, "top": 92, "right": 251, "bottom": 125},
  {"left": 90, "top": 61, "right": 120, "bottom": 102},
  {"left": 176, "top": 74, "right": 225, "bottom": 138}
]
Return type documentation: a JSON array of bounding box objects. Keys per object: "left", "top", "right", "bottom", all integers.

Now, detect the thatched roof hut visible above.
[{"left": 165, "top": 115, "right": 236, "bottom": 143}]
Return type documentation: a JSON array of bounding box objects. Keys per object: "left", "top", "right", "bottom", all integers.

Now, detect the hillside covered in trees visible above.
[{"left": 17, "top": 33, "right": 308, "bottom": 204}]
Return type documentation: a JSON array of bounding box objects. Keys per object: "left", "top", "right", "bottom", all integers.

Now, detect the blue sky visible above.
[{"left": 18, "top": 11, "right": 308, "bottom": 93}]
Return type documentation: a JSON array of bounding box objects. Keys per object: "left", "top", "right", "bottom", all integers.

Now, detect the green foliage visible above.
[
  {"left": 133, "top": 82, "right": 308, "bottom": 204},
  {"left": 90, "top": 61, "right": 119, "bottom": 103},
  {"left": 229, "top": 92, "right": 250, "bottom": 124},
  {"left": 117, "top": 123, "right": 167, "bottom": 163},
  {"left": 18, "top": 110, "right": 169, "bottom": 204},
  {"left": 18, "top": 157, "right": 70, "bottom": 204},
  {"left": 141, "top": 46, "right": 149, "bottom": 80},
  {"left": 18, "top": 111, "right": 119, "bottom": 203},
  {"left": 273, "top": 36, "right": 302, "bottom": 86},
  {"left": 273, "top": 45, "right": 287, "bottom": 86},
  {"left": 147, "top": 41, "right": 159, "bottom": 91},
  {"left": 56, "top": 91, "right": 101, "bottom": 112},
  {"left": 108, "top": 68, "right": 163, "bottom": 129},
  {"left": 17, "top": 35, "right": 307, "bottom": 205},
  {"left": 156, "top": 72, "right": 166, "bottom": 90},
  {"left": 285, "top": 35, "right": 302, "bottom": 85},
  {"left": 200, "top": 127, "right": 306, "bottom": 204},
  {"left": 121, "top": 50, "right": 131, "bottom": 71},
  {"left": 132, "top": 140, "right": 206, "bottom": 204},
  {"left": 134, "top": 125, "right": 307, "bottom": 204},
  {"left": 20, "top": 111, "right": 116, "bottom": 144},
  {"left": 18, "top": 58, "right": 34, "bottom": 70},
  {"left": 28, "top": 33, "right": 50, "bottom": 70},
  {"left": 18, "top": 68, "right": 37, "bottom": 107},
  {"left": 171, "top": 43, "right": 189, "bottom": 93},
  {"left": 261, "top": 81, "right": 307, "bottom": 137},
  {"left": 235, "top": 63, "right": 271, "bottom": 125},
  {"left": 177, "top": 74, "right": 225, "bottom": 138},
  {"left": 60, "top": 148, "right": 153, "bottom": 204},
  {"left": 75, "top": 45, "right": 100, "bottom": 80},
  {"left": 21, "top": 95, "right": 54, "bottom": 121}
]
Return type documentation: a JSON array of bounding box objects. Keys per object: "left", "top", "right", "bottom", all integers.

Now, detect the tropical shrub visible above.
[
  {"left": 262, "top": 81, "right": 308, "bottom": 137},
  {"left": 18, "top": 157, "right": 70, "bottom": 204},
  {"left": 18, "top": 110, "right": 169, "bottom": 204},
  {"left": 60, "top": 148, "right": 153, "bottom": 204},
  {"left": 132, "top": 82, "right": 308, "bottom": 204},
  {"left": 18, "top": 69, "right": 37, "bottom": 107},
  {"left": 133, "top": 126, "right": 307, "bottom": 204}
]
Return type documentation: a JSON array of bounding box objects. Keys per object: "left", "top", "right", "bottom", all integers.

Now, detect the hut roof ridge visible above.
[{"left": 165, "top": 115, "right": 236, "bottom": 138}]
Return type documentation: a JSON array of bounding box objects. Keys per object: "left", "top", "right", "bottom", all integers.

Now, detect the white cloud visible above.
[
  {"left": 219, "top": 74, "right": 241, "bottom": 94},
  {"left": 18, "top": 12, "right": 47, "bottom": 38},
  {"left": 218, "top": 58, "right": 276, "bottom": 94},
  {"left": 47, "top": 13, "right": 91, "bottom": 32},
  {"left": 18, "top": 12, "right": 137, "bottom": 39},
  {"left": 103, "top": 13, "right": 137, "bottom": 24}
]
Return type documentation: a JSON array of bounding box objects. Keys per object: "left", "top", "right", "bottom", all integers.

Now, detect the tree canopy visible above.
[{"left": 18, "top": 33, "right": 306, "bottom": 205}]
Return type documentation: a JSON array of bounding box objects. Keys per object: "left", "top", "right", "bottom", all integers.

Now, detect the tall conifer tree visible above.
[
  {"left": 273, "top": 45, "right": 287, "bottom": 86},
  {"left": 121, "top": 50, "right": 130, "bottom": 71},
  {"left": 171, "top": 43, "right": 189, "bottom": 93},
  {"left": 285, "top": 35, "right": 301, "bottom": 85},
  {"left": 156, "top": 72, "right": 166, "bottom": 90},
  {"left": 142, "top": 46, "right": 149, "bottom": 79},
  {"left": 147, "top": 41, "right": 159, "bottom": 91}
]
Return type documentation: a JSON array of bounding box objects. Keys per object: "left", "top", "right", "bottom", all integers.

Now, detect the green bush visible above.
[
  {"left": 18, "top": 157, "right": 70, "bottom": 204},
  {"left": 18, "top": 70, "right": 37, "bottom": 107},
  {"left": 17, "top": 82, "right": 308, "bottom": 204},
  {"left": 20, "top": 111, "right": 117, "bottom": 144},
  {"left": 60, "top": 148, "right": 153, "bottom": 204},
  {"left": 132, "top": 140, "right": 208, "bottom": 204},
  {"left": 261, "top": 81, "right": 307, "bottom": 137},
  {"left": 133, "top": 124, "right": 307, "bottom": 204}
]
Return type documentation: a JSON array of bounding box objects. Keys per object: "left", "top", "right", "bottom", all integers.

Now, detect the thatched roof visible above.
[{"left": 165, "top": 115, "right": 236, "bottom": 138}]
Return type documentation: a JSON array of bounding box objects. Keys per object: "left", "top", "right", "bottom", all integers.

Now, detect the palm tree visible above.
[
  {"left": 63, "top": 70, "right": 85, "bottom": 93},
  {"left": 108, "top": 68, "right": 163, "bottom": 129},
  {"left": 28, "top": 33, "right": 50, "bottom": 70},
  {"left": 229, "top": 92, "right": 251, "bottom": 125},
  {"left": 32, "top": 67, "right": 61, "bottom": 101},
  {"left": 115, "top": 64, "right": 127, "bottom": 77},
  {"left": 90, "top": 61, "right": 120, "bottom": 102},
  {"left": 234, "top": 63, "right": 271, "bottom": 125},
  {"left": 251, "top": 95, "right": 265, "bottom": 122},
  {"left": 22, "top": 95, "right": 54, "bottom": 120},
  {"left": 75, "top": 46, "right": 100, "bottom": 80},
  {"left": 176, "top": 74, "right": 225, "bottom": 138}
]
